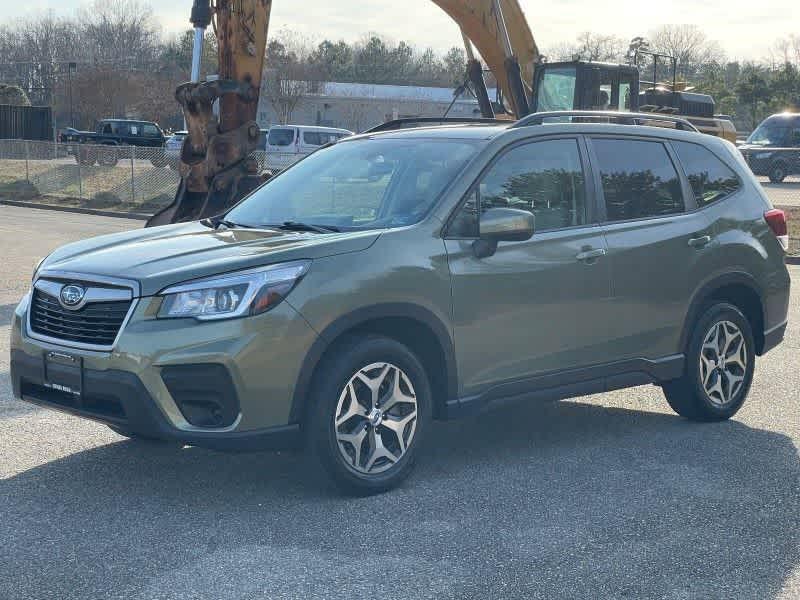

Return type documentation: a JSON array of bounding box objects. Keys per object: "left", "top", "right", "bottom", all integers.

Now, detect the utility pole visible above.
[{"left": 68, "top": 62, "right": 76, "bottom": 129}]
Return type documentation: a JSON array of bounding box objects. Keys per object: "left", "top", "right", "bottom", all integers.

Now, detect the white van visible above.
[{"left": 264, "top": 125, "right": 353, "bottom": 169}]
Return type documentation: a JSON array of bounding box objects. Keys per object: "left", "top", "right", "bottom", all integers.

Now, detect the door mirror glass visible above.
[{"left": 479, "top": 208, "right": 535, "bottom": 242}]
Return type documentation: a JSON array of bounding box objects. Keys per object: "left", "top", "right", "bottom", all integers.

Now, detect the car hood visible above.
[{"left": 38, "top": 221, "right": 381, "bottom": 296}]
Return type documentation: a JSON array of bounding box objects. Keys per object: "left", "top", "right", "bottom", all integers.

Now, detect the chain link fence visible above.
[{"left": 0, "top": 140, "right": 303, "bottom": 214}]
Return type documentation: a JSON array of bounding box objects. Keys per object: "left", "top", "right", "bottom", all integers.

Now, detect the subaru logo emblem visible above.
[{"left": 59, "top": 284, "right": 86, "bottom": 308}]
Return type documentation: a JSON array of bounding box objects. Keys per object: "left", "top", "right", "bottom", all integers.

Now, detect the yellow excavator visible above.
[{"left": 147, "top": 0, "right": 734, "bottom": 227}]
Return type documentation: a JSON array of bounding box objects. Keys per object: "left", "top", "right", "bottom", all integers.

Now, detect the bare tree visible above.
[
  {"left": 646, "top": 25, "right": 725, "bottom": 80},
  {"left": 771, "top": 35, "right": 800, "bottom": 66},
  {"left": 262, "top": 31, "right": 317, "bottom": 124},
  {"left": 548, "top": 32, "right": 626, "bottom": 62}
]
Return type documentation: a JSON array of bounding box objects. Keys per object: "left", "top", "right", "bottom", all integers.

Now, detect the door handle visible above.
[
  {"left": 575, "top": 248, "right": 607, "bottom": 262},
  {"left": 688, "top": 235, "right": 712, "bottom": 249}
]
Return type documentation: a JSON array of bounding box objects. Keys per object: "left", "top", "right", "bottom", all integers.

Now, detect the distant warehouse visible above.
[{"left": 257, "top": 80, "right": 494, "bottom": 133}]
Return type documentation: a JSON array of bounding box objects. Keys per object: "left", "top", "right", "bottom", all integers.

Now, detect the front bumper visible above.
[
  {"left": 10, "top": 292, "right": 317, "bottom": 449},
  {"left": 10, "top": 349, "right": 300, "bottom": 450}
]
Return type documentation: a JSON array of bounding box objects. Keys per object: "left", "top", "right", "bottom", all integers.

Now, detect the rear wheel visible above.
[
  {"left": 769, "top": 162, "right": 787, "bottom": 183},
  {"left": 307, "top": 335, "right": 430, "bottom": 495},
  {"left": 97, "top": 146, "right": 119, "bottom": 167},
  {"left": 663, "top": 302, "right": 755, "bottom": 421}
]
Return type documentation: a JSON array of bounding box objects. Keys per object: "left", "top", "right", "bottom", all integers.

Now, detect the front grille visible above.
[{"left": 30, "top": 288, "right": 132, "bottom": 347}]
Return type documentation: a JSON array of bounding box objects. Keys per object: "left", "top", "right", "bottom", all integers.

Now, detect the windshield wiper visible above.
[
  {"left": 201, "top": 216, "right": 254, "bottom": 230},
  {"left": 275, "top": 221, "right": 341, "bottom": 233}
]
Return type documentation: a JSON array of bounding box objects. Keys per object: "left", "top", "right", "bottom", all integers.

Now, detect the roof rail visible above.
[
  {"left": 364, "top": 117, "right": 508, "bottom": 133},
  {"left": 511, "top": 111, "right": 700, "bottom": 133}
]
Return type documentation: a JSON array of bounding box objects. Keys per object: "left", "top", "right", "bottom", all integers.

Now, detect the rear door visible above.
[
  {"left": 589, "top": 136, "right": 712, "bottom": 361},
  {"left": 445, "top": 136, "right": 613, "bottom": 395}
]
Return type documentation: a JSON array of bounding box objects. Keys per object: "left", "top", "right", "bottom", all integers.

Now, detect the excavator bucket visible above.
[{"left": 147, "top": 0, "right": 272, "bottom": 227}]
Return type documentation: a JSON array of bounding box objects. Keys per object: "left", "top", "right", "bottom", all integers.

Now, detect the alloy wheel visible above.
[
  {"left": 699, "top": 320, "right": 748, "bottom": 406},
  {"left": 334, "top": 362, "right": 418, "bottom": 475}
]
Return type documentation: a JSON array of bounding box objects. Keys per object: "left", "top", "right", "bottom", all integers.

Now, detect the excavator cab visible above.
[{"left": 531, "top": 61, "right": 640, "bottom": 114}]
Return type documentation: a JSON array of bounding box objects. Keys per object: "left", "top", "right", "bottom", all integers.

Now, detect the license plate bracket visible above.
[{"left": 44, "top": 351, "right": 83, "bottom": 397}]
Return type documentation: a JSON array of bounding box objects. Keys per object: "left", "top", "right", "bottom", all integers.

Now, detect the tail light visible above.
[{"left": 764, "top": 209, "right": 788, "bottom": 251}]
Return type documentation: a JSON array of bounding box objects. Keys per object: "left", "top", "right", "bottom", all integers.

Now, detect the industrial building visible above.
[{"left": 256, "top": 81, "right": 493, "bottom": 133}]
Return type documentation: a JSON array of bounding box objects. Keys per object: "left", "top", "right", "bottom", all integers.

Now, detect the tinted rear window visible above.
[
  {"left": 593, "top": 138, "right": 684, "bottom": 221},
  {"left": 672, "top": 141, "right": 741, "bottom": 207},
  {"left": 268, "top": 128, "right": 295, "bottom": 146}
]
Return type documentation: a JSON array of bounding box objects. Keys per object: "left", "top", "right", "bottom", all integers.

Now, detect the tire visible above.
[
  {"left": 150, "top": 151, "right": 168, "bottom": 168},
  {"left": 98, "top": 146, "right": 119, "bottom": 167},
  {"left": 76, "top": 147, "right": 96, "bottom": 166},
  {"left": 307, "top": 335, "right": 431, "bottom": 495},
  {"left": 663, "top": 302, "right": 755, "bottom": 422},
  {"left": 768, "top": 162, "right": 787, "bottom": 183}
]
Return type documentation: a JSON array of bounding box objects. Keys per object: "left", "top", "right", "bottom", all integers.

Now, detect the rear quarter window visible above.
[{"left": 672, "top": 141, "right": 741, "bottom": 207}]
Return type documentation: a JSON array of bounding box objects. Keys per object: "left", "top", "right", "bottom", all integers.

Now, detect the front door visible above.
[{"left": 445, "top": 137, "right": 613, "bottom": 396}]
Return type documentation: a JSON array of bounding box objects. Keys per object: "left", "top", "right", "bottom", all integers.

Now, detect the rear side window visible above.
[
  {"left": 593, "top": 139, "right": 684, "bottom": 221},
  {"left": 449, "top": 138, "right": 587, "bottom": 237},
  {"left": 672, "top": 141, "right": 741, "bottom": 207},
  {"left": 268, "top": 128, "right": 295, "bottom": 147},
  {"left": 303, "top": 131, "right": 324, "bottom": 145}
]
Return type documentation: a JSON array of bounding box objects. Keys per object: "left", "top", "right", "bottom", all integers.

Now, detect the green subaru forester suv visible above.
[{"left": 10, "top": 115, "right": 791, "bottom": 494}]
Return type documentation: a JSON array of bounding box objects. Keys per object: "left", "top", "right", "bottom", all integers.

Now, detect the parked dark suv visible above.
[
  {"left": 11, "top": 113, "right": 791, "bottom": 494},
  {"left": 740, "top": 112, "right": 800, "bottom": 182},
  {"left": 65, "top": 119, "right": 167, "bottom": 167}
]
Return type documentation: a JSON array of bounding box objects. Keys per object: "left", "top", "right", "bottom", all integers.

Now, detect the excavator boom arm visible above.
[{"left": 433, "top": 0, "right": 539, "bottom": 116}]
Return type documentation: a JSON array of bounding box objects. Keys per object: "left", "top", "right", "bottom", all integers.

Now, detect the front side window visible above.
[
  {"left": 593, "top": 139, "right": 684, "bottom": 221},
  {"left": 449, "top": 139, "right": 587, "bottom": 237},
  {"left": 672, "top": 141, "right": 741, "bottom": 207},
  {"left": 142, "top": 124, "right": 160, "bottom": 137},
  {"left": 227, "top": 138, "right": 481, "bottom": 231},
  {"left": 268, "top": 128, "right": 295, "bottom": 147},
  {"left": 536, "top": 67, "right": 577, "bottom": 112}
]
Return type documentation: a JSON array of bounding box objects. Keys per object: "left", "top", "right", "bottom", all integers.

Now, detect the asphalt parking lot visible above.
[
  {"left": 1, "top": 204, "right": 798, "bottom": 600},
  {"left": 760, "top": 177, "right": 800, "bottom": 207}
]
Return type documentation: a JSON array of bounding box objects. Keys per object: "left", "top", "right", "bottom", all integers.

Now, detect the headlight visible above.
[{"left": 157, "top": 260, "right": 310, "bottom": 321}]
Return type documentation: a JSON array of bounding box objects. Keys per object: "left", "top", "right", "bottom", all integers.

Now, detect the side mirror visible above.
[{"left": 473, "top": 208, "right": 535, "bottom": 258}]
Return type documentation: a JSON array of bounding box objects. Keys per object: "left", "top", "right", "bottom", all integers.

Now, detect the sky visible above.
[{"left": 3, "top": 0, "right": 797, "bottom": 61}]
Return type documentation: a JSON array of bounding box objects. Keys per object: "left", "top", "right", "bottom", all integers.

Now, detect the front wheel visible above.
[
  {"left": 307, "top": 335, "right": 431, "bottom": 495},
  {"left": 769, "top": 162, "right": 787, "bottom": 183},
  {"left": 663, "top": 303, "right": 755, "bottom": 421}
]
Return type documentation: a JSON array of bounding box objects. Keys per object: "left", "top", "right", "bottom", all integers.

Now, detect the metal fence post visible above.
[
  {"left": 76, "top": 145, "right": 83, "bottom": 200},
  {"left": 24, "top": 140, "right": 30, "bottom": 183},
  {"left": 130, "top": 146, "right": 136, "bottom": 204}
]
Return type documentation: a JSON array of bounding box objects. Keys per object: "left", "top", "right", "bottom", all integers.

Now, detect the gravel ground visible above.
[{"left": 1, "top": 204, "right": 798, "bottom": 600}]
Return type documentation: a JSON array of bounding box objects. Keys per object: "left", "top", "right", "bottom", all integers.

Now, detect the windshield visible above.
[
  {"left": 747, "top": 117, "right": 791, "bottom": 146},
  {"left": 227, "top": 138, "right": 481, "bottom": 230},
  {"left": 536, "top": 67, "right": 577, "bottom": 112}
]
